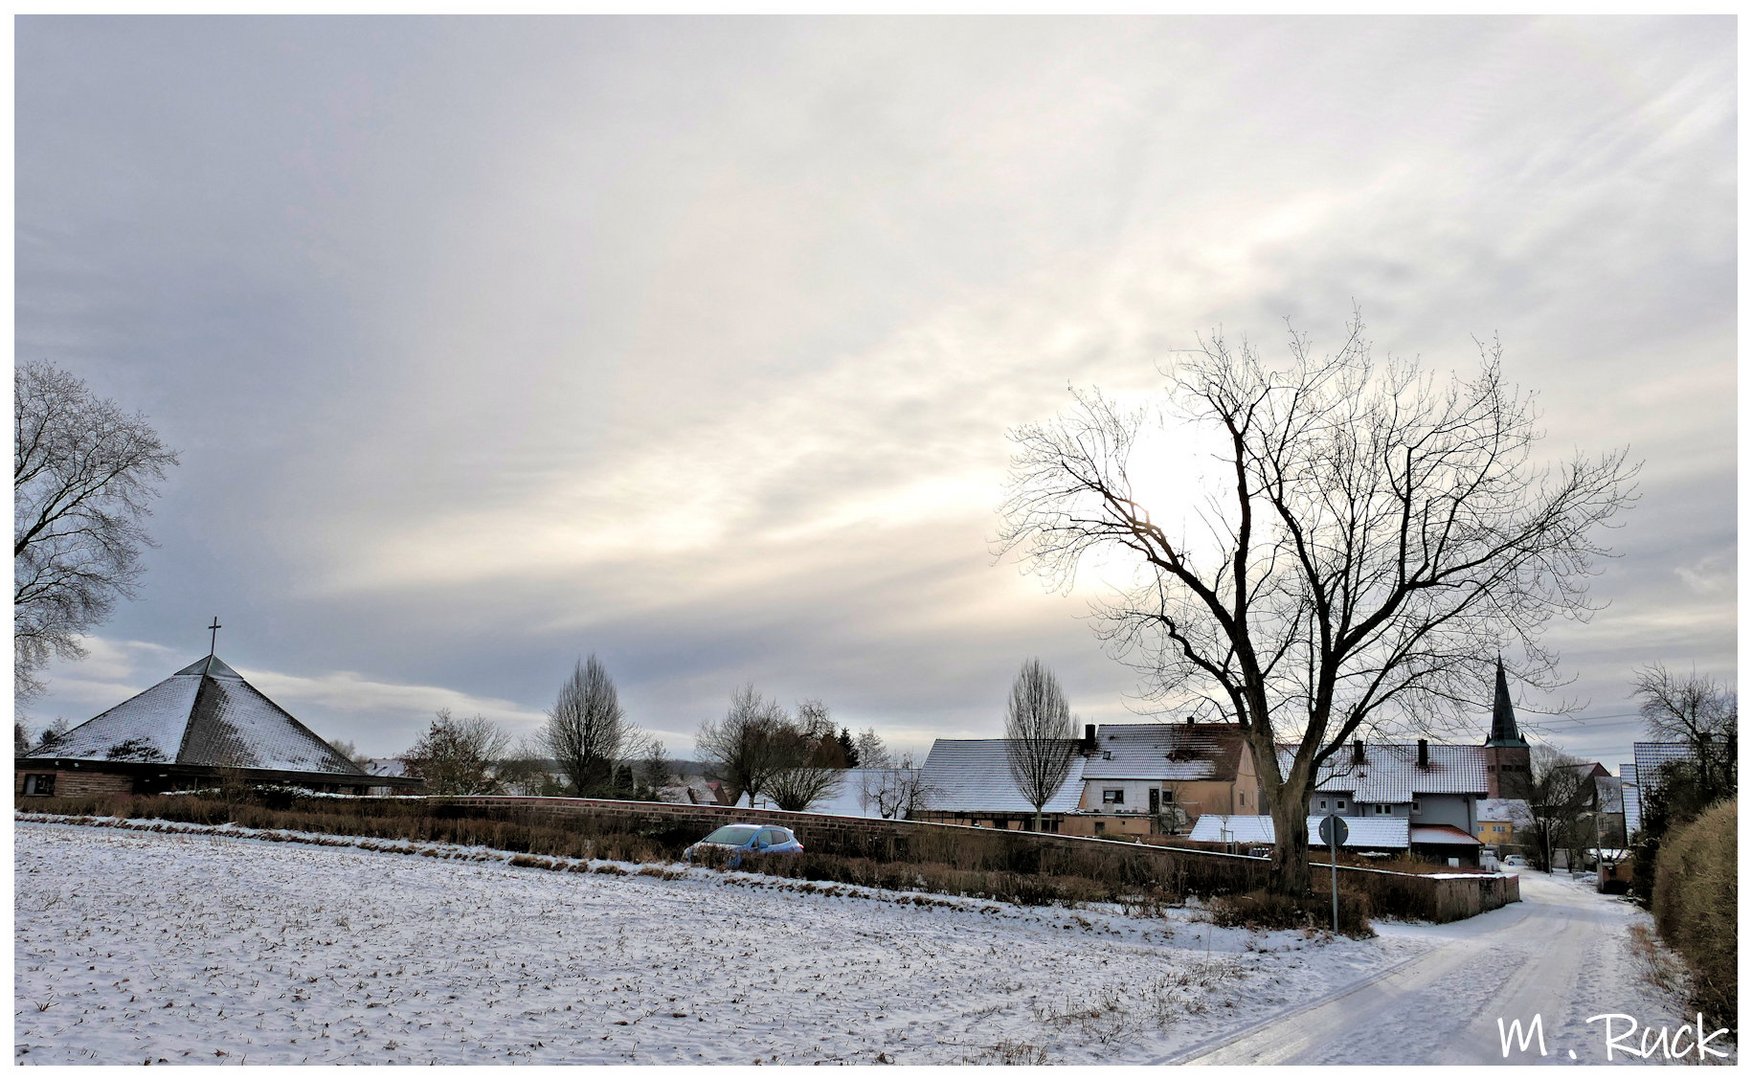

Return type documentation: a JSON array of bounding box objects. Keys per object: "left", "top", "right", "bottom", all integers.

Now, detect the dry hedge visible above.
[{"left": 1651, "top": 798, "right": 1736, "bottom": 1033}]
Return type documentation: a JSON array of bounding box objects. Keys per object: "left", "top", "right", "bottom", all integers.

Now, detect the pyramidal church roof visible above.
[{"left": 37, "top": 653, "right": 364, "bottom": 775}]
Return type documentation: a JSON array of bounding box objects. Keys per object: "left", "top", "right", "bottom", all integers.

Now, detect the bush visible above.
[
  {"left": 1651, "top": 799, "right": 1735, "bottom": 1032},
  {"left": 1207, "top": 887, "right": 1374, "bottom": 937}
]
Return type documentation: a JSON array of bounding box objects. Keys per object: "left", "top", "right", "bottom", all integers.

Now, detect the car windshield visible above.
[{"left": 702, "top": 826, "right": 759, "bottom": 845}]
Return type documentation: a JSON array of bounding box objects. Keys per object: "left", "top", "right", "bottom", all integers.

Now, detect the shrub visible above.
[
  {"left": 1207, "top": 887, "right": 1374, "bottom": 937},
  {"left": 1651, "top": 799, "right": 1735, "bottom": 1033}
]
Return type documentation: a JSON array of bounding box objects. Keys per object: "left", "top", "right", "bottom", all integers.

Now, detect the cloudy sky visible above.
[{"left": 16, "top": 16, "right": 1735, "bottom": 770}]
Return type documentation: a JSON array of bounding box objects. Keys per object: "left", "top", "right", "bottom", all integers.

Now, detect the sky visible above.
[{"left": 15, "top": 16, "right": 1736, "bottom": 771}]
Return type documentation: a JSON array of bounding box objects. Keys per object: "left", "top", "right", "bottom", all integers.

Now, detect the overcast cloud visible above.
[{"left": 16, "top": 16, "right": 1735, "bottom": 769}]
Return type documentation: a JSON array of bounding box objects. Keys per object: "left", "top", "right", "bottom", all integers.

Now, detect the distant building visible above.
[
  {"left": 1066, "top": 721, "right": 1262, "bottom": 838},
  {"left": 15, "top": 651, "right": 420, "bottom": 799},
  {"left": 913, "top": 739, "right": 1087, "bottom": 831},
  {"left": 1483, "top": 658, "right": 1532, "bottom": 800},
  {"left": 1476, "top": 797, "right": 1534, "bottom": 853}
]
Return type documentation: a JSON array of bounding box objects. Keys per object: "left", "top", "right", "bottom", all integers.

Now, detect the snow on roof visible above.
[
  {"left": 1631, "top": 741, "right": 1701, "bottom": 793},
  {"left": 1079, "top": 723, "right": 1245, "bottom": 781},
  {"left": 920, "top": 740, "right": 1086, "bottom": 814},
  {"left": 1477, "top": 798, "right": 1533, "bottom": 826},
  {"left": 1621, "top": 763, "right": 1641, "bottom": 836},
  {"left": 1187, "top": 814, "right": 1411, "bottom": 849},
  {"left": 31, "top": 654, "right": 363, "bottom": 776},
  {"left": 1276, "top": 742, "right": 1489, "bottom": 803},
  {"left": 1410, "top": 824, "right": 1482, "bottom": 846},
  {"left": 360, "top": 758, "right": 410, "bottom": 779}
]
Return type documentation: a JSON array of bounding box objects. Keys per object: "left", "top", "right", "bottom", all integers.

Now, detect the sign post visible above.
[{"left": 1317, "top": 813, "right": 1348, "bottom": 933}]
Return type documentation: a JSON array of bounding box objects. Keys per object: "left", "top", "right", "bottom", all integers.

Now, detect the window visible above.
[
  {"left": 1093, "top": 821, "right": 1106, "bottom": 834},
  {"left": 1375, "top": 804, "right": 1391, "bottom": 815},
  {"left": 1317, "top": 797, "right": 1328, "bottom": 811},
  {"left": 1102, "top": 789, "right": 1125, "bottom": 805},
  {"left": 1412, "top": 799, "right": 1422, "bottom": 813},
  {"left": 1336, "top": 800, "right": 1347, "bottom": 811},
  {"left": 22, "top": 773, "right": 55, "bottom": 796}
]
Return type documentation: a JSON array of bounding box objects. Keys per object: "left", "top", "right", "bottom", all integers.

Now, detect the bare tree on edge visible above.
[
  {"left": 1003, "top": 658, "right": 1078, "bottom": 831},
  {"left": 14, "top": 360, "right": 179, "bottom": 701},
  {"left": 998, "top": 312, "right": 1637, "bottom": 895}
]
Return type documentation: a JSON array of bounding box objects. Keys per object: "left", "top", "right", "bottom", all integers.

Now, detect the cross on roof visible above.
[{"left": 204, "top": 617, "right": 222, "bottom": 676}]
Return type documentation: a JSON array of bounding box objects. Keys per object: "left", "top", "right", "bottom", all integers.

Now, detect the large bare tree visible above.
[
  {"left": 999, "top": 313, "right": 1637, "bottom": 894},
  {"left": 1003, "top": 658, "right": 1078, "bottom": 831},
  {"left": 14, "top": 360, "right": 179, "bottom": 701},
  {"left": 1632, "top": 663, "right": 1737, "bottom": 795},
  {"left": 696, "top": 684, "right": 793, "bottom": 805},
  {"left": 543, "top": 655, "right": 639, "bottom": 797}
]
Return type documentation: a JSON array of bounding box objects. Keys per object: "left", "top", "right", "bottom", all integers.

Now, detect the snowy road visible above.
[{"left": 1172, "top": 871, "right": 1719, "bottom": 1065}]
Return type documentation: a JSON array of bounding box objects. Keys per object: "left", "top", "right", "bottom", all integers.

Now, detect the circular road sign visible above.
[{"left": 1318, "top": 813, "right": 1349, "bottom": 847}]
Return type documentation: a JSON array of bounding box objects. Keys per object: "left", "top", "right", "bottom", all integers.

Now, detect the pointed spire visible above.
[{"left": 1487, "top": 656, "right": 1527, "bottom": 747}]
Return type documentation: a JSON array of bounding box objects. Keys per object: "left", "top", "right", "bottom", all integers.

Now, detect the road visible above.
[{"left": 1167, "top": 871, "right": 1720, "bottom": 1066}]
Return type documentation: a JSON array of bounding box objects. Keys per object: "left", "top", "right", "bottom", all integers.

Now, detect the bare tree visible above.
[
  {"left": 864, "top": 752, "right": 938, "bottom": 819},
  {"left": 1632, "top": 663, "right": 1737, "bottom": 794},
  {"left": 1522, "top": 747, "right": 1596, "bottom": 872},
  {"left": 640, "top": 740, "right": 678, "bottom": 801},
  {"left": 855, "top": 727, "right": 890, "bottom": 770},
  {"left": 1003, "top": 658, "right": 1078, "bottom": 831},
  {"left": 765, "top": 741, "right": 845, "bottom": 812},
  {"left": 543, "top": 655, "right": 638, "bottom": 797},
  {"left": 326, "top": 738, "right": 362, "bottom": 768},
  {"left": 999, "top": 312, "right": 1637, "bottom": 894},
  {"left": 401, "top": 709, "right": 511, "bottom": 796},
  {"left": 695, "top": 684, "right": 793, "bottom": 804},
  {"left": 14, "top": 360, "right": 180, "bottom": 701}
]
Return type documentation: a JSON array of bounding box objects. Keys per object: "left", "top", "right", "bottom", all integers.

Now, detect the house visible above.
[
  {"left": 1062, "top": 721, "right": 1263, "bottom": 838},
  {"left": 1620, "top": 763, "right": 1641, "bottom": 836},
  {"left": 1629, "top": 738, "right": 1733, "bottom": 834},
  {"left": 14, "top": 651, "right": 419, "bottom": 799},
  {"left": 1476, "top": 797, "right": 1534, "bottom": 854},
  {"left": 913, "top": 739, "right": 1087, "bottom": 831}
]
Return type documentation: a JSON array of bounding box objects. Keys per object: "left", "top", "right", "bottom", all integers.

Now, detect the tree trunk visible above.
[{"left": 1268, "top": 787, "right": 1312, "bottom": 896}]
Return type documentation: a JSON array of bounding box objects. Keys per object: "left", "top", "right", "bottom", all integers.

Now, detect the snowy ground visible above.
[
  {"left": 13, "top": 818, "right": 1717, "bottom": 1065},
  {"left": 15, "top": 818, "right": 1417, "bottom": 1065}
]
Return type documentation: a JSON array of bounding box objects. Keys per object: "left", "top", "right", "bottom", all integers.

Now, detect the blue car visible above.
[{"left": 683, "top": 824, "right": 804, "bottom": 868}]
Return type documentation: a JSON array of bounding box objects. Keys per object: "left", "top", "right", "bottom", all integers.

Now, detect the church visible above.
[{"left": 15, "top": 630, "right": 416, "bottom": 799}]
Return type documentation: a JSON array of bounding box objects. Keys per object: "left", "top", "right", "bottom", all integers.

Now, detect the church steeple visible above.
[{"left": 1486, "top": 656, "right": 1528, "bottom": 748}]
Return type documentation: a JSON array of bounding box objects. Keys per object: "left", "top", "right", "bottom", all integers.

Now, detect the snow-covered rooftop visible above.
[
  {"left": 1477, "top": 798, "right": 1532, "bottom": 827},
  {"left": 28, "top": 654, "right": 363, "bottom": 776},
  {"left": 920, "top": 740, "right": 1086, "bottom": 814},
  {"left": 1277, "top": 743, "right": 1489, "bottom": 803},
  {"left": 1620, "top": 763, "right": 1641, "bottom": 836},
  {"left": 1079, "top": 723, "right": 1245, "bottom": 781},
  {"left": 1187, "top": 814, "right": 1411, "bottom": 849}
]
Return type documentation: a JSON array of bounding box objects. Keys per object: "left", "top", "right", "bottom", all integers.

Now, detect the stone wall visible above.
[{"left": 435, "top": 795, "right": 1518, "bottom": 923}]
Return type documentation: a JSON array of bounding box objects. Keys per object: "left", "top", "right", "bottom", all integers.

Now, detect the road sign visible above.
[{"left": 1318, "top": 813, "right": 1348, "bottom": 848}]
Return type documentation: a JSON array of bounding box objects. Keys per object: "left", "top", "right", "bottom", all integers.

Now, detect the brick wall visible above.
[{"left": 15, "top": 768, "right": 133, "bottom": 800}]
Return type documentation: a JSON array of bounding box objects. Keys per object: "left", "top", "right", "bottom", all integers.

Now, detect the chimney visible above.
[
  {"left": 1417, "top": 739, "right": 1430, "bottom": 769},
  {"left": 1185, "top": 715, "right": 1195, "bottom": 726},
  {"left": 1082, "top": 723, "right": 1097, "bottom": 754},
  {"left": 1352, "top": 739, "right": 1365, "bottom": 765}
]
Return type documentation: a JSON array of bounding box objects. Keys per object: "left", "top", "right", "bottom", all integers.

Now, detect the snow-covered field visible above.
[{"left": 14, "top": 818, "right": 1427, "bottom": 1065}]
